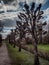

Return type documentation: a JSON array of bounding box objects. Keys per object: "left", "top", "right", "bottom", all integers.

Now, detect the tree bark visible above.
[
  {"left": 39, "top": 31, "right": 42, "bottom": 44},
  {"left": 18, "top": 38, "right": 21, "bottom": 52},
  {"left": 33, "top": 37, "right": 40, "bottom": 65},
  {"left": 19, "top": 44, "right": 21, "bottom": 52}
]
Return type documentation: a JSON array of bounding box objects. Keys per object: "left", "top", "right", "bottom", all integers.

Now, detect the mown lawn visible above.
[{"left": 7, "top": 43, "right": 49, "bottom": 65}]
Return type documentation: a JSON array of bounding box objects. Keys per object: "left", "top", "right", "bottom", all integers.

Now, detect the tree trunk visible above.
[
  {"left": 34, "top": 55, "right": 40, "bottom": 65},
  {"left": 9, "top": 39, "right": 10, "bottom": 44},
  {"left": 18, "top": 39, "right": 21, "bottom": 52},
  {"left": 39, "top": 31, "right": 42, "bottom": 44},
  {"left": 13, "top": 44, "right": 15, "bottom": 48},
  {"left": 19, "top": 44, "right": 21, "bottom": 52},
  {"left": 33, "top": 36, "right": 40, "bottom": 65}
]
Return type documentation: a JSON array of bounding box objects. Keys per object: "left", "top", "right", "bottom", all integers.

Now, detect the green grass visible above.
[
  {"left": 7, "top": 44, "right": 34, "bottom": 65},
  {"left": 38, "top": 44, "right": 49, "bottom": 52},
  {"left": 26, "top": 44, "right": 49, "bottom": 53},
  {"left": 7, "top": 43, "right": 49, "bottom": 65},
  {"left": 26, "top": 44, "right": 34, "bottom": 49}
]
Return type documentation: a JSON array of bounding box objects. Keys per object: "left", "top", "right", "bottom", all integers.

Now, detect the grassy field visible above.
[
  {"left": 26, "top": 44, "right": 49, "bottom": 52},
  {"left": 38, "top": 44, "right": 49, "bottom": 52},
  {"left": 7, "top": 43, "right": 49, "bottom": 65}
]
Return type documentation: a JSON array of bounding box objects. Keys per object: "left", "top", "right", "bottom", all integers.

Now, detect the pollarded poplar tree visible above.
[
  {"left": 8, "top": 29, "right": 16, "bottom": 47},
  {"left": 15, "top": 18, "right": 29, "bottom": 52},
  {"left": 0, "top": 34, "right": 2, "bottom": 44},
  {"left": 16, "top": 2, "right": 47, "bottom": 65},
  {"left": 0, "top": 20, "right": 3, "bottom": 32},
  {"left": 47, "top": 23, "right": 49, "bottom": 44},
  {"left": 37, "top": 21, "right": 47, "bottom": 44},
  {"left": 0, "top": 20, "right": 3, "bottom": 44}
]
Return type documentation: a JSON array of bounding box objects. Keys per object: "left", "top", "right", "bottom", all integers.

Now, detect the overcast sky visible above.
[{"left": 0, "top": 0, "right": 49, "bottom": 39}]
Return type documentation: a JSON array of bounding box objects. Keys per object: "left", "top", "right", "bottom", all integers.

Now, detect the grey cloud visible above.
[{"left": 2, "top": 18, "right": 16, "bottom": 27}]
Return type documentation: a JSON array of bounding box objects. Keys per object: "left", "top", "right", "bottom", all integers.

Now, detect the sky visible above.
[{"left": 0, "top": 0, "right": 49, "bottom": 39}]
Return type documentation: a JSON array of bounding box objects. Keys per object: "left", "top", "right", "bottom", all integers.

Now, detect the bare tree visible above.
[
  {"left": 47, "top": 23, "right": 49, "bottom": 44},
  {"left": 16, "top": 2, "right": 47, "bottom": 65},
  {"left": 6, "top": 34, "right": 10, "bottom": 43},
  {"left": 10, "top": 29, "right": 16, "bottom": 47},
  {"left": 0, "top": 20, "right": 3, "bottom": 32},
  {"left": 37, "top": 21, "right": 47, "bottom": 43},
  {"left": 15, "top": 19, "right": 28, "bottom": 52},
  {"left": 0, "top": 20, "right": 3, "bottom": 44},
  {"left": 0, "top": 34, "right": 2, "bottom": 44}
]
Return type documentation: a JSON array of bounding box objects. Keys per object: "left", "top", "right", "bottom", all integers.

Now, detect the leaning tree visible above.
[{"left": 15, "top": 2, "right": 47, "bottom": 65}]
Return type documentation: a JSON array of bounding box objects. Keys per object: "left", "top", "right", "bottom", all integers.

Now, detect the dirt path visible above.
[{"left": 0, "top": 43, "right": 11, "bottom": 65}]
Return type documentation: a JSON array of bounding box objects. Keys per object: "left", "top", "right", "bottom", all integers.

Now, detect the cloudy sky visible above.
[{"left": 0, "top": 0, "right": 49, "bottom": 39}]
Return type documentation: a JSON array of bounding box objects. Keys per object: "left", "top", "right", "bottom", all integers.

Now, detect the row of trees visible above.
[{"left": 6, "top": 2, "right": 47, "bottom": 65}]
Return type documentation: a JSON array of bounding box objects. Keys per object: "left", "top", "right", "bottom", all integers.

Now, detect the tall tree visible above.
[
  {"left": 37, "top": 21, "right": 47, "bottom": 43},
  {"left": 15, "top": 18, "right": 28, "bottom": 52},
  {"left": 0, "top": 34, "right": 2, "bottom": 44},
  {"left": 0, "top": 20, "right": 3, "bottom": 32},
  {"left": 47, "top": 23, "right": 49, "bottom": 44},
  {"left": 16, "top": 2, "right": 47, "bottom": 65},
  {"left": 0, "top": 21, "right": 3, "bottom": 44},
  {"left": 10, "top": 29, "right": 16, "bottom": 47}
]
